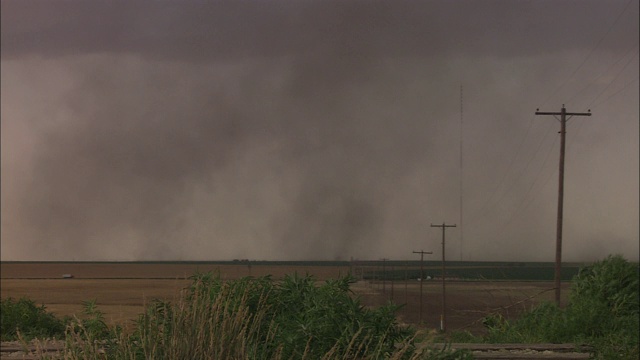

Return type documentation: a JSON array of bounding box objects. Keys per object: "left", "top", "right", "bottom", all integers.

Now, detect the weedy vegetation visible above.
[
  {"left": 474, "top": 255, "right": 639, "bottom": 359},
  {"left": 1, "top": 297, "right": 66, "bottom": 341},
  {"left": 2, "top": 255, "right": 636, "bottom": 359},
  {"left": 3, "top": 273, "right": 470, "bottom": 359}
]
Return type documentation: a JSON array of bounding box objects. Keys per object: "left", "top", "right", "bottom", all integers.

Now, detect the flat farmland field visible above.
[
  {"left": 0, "top": 262, "right": 352, "bottom": 280},
  {"left": 355, "top": 280, "right": 569, "bottom": 333},
  {"left": 1, "top": 262, "right": 570, "bottom": 334}
]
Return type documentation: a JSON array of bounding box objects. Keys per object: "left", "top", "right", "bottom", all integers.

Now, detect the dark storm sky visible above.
[{"left": 1, "top": 0, "right": 638, "bottom": 261}]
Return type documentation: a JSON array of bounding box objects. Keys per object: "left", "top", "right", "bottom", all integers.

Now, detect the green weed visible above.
[
  {"left": 0, "top": 297, "right": 65, "bottom": 341},
  {"left": 480, "top": 255, "right": 639, "bottom": 359},
  {"left": 55, "top": 273, "right": 470, "bottom": 359}
]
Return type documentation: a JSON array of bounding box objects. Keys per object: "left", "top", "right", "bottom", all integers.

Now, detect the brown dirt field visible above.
[
  {"left": 354, "top": 280, "right": 570, "bottom": 334},
  {"left": 1, "top": 263, "right": 570, "bottom": 335},
  {"left": 1, "top": 278, "right": 190, "bottom": 331},
  {"left": 0, "top": 262, "right": 352, "bottom": 280}
]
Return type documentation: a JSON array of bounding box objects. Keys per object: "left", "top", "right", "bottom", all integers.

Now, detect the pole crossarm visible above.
[
  {"left": 535, "top": 105, "right": 592, "bottom": 306},
  {"left": 534, "top": 111, "right": 591, "bottom": 116},
  {"left": 430, "top": 224, "right": 458, "bottom": 229}
]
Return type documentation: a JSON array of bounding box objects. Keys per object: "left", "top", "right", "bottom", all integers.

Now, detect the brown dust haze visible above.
[{"left": 1, "top": 1, "right": 638, "bottom": 261}]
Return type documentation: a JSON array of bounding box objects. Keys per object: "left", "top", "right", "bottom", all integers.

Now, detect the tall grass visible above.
[{"left": 51, "top": 273, "right": 470, "bottom": 359}]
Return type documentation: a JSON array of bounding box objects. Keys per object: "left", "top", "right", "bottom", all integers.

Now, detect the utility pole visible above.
[
  {"left": 431, "top": 222, "right": 456, "bottom": 332},
  {"left": 390, "top": 265, "right": 395, "bottom": 301},
  {"left": 535, "top": 105, "right": 591, "bottom": 306},
  {"left": 404, "top": 261, "right": 409, "bottom": 305},
  {"left": 413, "top": 250, "right": 433, "bottom": 323},
  {"left": 381, "top": 258, "right": 388, "bottom": 294}
]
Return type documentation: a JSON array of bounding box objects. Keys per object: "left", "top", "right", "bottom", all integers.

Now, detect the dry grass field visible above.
[{"left": 1, "top": 262, "right": 570, "bottom": 335}]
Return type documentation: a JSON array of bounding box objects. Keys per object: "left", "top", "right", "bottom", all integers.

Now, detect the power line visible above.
[
  {"left": 470, "top": 119, "right": 556, "bottom": 225},
  {"left": 565, "top": 46, "right": 637, "bottom": 106},
  {"left": 493, "top": 136, "right": 559, "bottom": 236},
  {"left": 566, "top": 49, "right": 638, "bottom": 155},
  {"left": 591, "top": 76, "right": 639, "bottom": 109},
  {"left": 472, "top": 46, "right": 635, "bottom": 229},
  {"left": 469, "top": 1, "right": 634, "bottom": 256},
  {"left": 502, "top": 1, "right": 638, "bottom": 239},
  {"left": 466, "top": 114, "right": 538, "bottom": 225},
  {"left": 496, "top": 0, "right": 635, "bottom": 218},
  {"left": 540, "top": 0, "right": 635, "bottom": 107},
  {"left": 586, "top": 50, "right": 639, "bottom": 109}
]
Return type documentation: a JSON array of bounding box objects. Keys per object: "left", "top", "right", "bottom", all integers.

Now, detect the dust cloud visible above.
[{"left": 1, "top": 1, "right": 638, "bottom": 261}]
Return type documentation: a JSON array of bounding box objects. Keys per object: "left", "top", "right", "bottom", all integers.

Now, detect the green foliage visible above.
[
  {"left": 70, "top": 299, "right": 114, "bottom": 340},
  {"left": 445, "top": 330, "right": 480, "bottom": 343},
  {"left": 2, "top": 272, "right": 471, "bottom": 359},
  {"left": 0, "top": 297, "right": 66, "bottom": 341},
  {"left": 56, "top": 272, "right": 470, "bottom": 359},
  {"left": 270, "top": 274, "right": 412, "bottom": 358},
  {"left": 132, "top": 273, "right": 414, "bottom": 359},
  {"left": 480, "top": 255, "right": 639, "bottom": 359},
  {"left": 571, "top": 254, "right": 639, "bottom": 318}
]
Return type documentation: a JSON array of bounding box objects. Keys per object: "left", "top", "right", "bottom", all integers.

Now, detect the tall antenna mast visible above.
[{"left": 459, "top": 85, "right": 464, "bottom": 262}]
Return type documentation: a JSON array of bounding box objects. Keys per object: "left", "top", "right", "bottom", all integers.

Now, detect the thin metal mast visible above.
[{"left": 459, "top": 85, "right": 464, "bottom": 262}]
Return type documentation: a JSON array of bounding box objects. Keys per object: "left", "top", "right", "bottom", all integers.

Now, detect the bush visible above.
[
  {"left": 0, "top": 297, "right": 66, "bottom": 341},
  {"left": 480, "top": 255, "right": 639, "bottom": 359},
  {"left": 2, "top": 273, "right": 471, "bottom": 359},
  {"left": 571, "top": 254, "right": 639, "bottom": 318},
  {"left": 128, "top": 273, "right": 414, "bottom": 359}
]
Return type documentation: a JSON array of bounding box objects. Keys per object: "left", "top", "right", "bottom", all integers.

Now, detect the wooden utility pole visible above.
[
  {"left": 431, "top": 222, "right": 456, "bottom": 332},
  {"left": 381, "top": 258, "right": 388, "bottom": 293},
  {"left": 390, "top": 265, "right": 395, "bottom": 301},
  {"left": 535, "top": 105, "right": 591, "bottom": 306},
  {"left": 412, "top": 250, "right": 432, "bottom": 323},
  {"left": 404, "top": 261, "right": 409, "bottom": 305}
]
